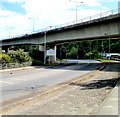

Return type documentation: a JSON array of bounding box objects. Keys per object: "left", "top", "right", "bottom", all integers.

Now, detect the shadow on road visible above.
[
  {"left": 72, "top": 78, "right": 120, "bottom": 90},
  {"left": 44, "top": 63, "right": 120, "bottom": 72}
]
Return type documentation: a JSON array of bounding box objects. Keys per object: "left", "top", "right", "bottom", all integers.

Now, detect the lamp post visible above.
[
  {"left": 6, "top": 26, "right": 14, "bottom": 39},
  {"left": 70, "top": 0, "right": 83, "bottom": 23},
  {"left": 29, "top": 18, "right": 35, "bottom": 32},
  {"left": 118, "top": 1, "right": 120, "bottom": 13}
]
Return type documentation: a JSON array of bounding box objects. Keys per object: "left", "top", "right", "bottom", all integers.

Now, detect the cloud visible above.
[
  {"left": 22, "top": 0, "right": 108, "bottom": 24},
  {"left": 96, "top": 0, "right": 119, "bottom": 2},
  {"left": 0, "top": 6, "right": 18, "bottom": 18},
  {"left": 0, "top": 0, "right": 25, "bottom": 3}
]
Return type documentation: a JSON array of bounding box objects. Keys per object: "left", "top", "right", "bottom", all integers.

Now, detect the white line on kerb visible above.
[{"left": 0, "top": 81, "right": 14, "bottom": 84}]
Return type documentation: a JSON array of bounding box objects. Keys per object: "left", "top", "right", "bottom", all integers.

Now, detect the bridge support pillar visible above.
[
  {"left": 39, "top": 45, "right": 44, "bottom": 51},
  {"left": 5, "top": 47, "right": 9, "bottom": 53},
  {"left": 38, "top": 45, "right": 46, "bottom": 64},
  {"left": 53, "top": 45, "right": 57, "bottom": 62}
]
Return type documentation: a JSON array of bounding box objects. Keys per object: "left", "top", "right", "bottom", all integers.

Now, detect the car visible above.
[{"left": 115, "top": 55, "right": 120, "bottom": 61}]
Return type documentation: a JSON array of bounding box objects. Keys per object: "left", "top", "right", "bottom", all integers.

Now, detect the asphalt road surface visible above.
[{"left": 0, "top": 60, "right": 102, "bottom": 104}]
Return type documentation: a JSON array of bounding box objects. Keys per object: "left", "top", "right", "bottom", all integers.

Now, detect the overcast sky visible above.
[{"left": 0, "top": 0, "right": 119, "bottom": 39}]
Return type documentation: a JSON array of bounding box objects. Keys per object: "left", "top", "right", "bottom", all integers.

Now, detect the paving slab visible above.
[{"left": 93, "top": 80, "right": 120, "bottom": 116}]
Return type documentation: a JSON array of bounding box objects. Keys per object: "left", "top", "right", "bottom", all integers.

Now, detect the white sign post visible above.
[
  {"left": 47, "top": 49, "right": 56, "bottom": 56},
  {"left": 47, "top": 49, "right": 56, "bottom": 64}
]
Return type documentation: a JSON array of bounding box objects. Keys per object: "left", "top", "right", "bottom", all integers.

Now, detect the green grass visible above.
[
  {"left": 95, "top": 59, "right": 114, "bottom": 62},
  {"left": 57, "top": 60, "right": 69, "bottom": 63},
  {"left": 78, "top": 58, "right": 114, "bottom": 62}
]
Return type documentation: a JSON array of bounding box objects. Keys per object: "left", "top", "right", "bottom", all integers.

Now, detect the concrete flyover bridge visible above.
[
  {"left": 1, "top": 8, "right": 120, "bottom": 47},
  {"left": 1, "top": 8, "right": 120, "bottom": 61}
]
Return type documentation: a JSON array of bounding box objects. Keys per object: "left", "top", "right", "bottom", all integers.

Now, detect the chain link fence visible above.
[{"left": 0, "top": 62, "right": 32, "bottom": 70}]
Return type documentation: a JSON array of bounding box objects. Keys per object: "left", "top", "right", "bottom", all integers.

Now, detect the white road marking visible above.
[{"left": 0, "top": 81, "right": 14, "bottom": 84}]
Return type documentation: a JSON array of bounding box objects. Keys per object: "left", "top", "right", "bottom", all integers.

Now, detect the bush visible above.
[
  {"left": 0, "top": 54, "right": 11, "bottom": 63},
  {"left": 8, "top": 49, "right": 32, "bottom": 63},
  {"left": 32, "top": 59, "right": 43, "bottom": 66},
  {"left": 29, "top": 49, "right": 44, "bottom": 62}
]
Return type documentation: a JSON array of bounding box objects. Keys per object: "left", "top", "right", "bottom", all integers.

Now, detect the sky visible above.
[{"left": 0, "top": 0, "right": 119, "bottom": 39}]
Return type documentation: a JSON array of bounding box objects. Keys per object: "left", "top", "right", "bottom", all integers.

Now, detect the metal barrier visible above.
[
  {"left": 0, "top": 62, "right": 32, "bottom": 69},
  {"left": 2, "top": 8, "right": 120, "bottom": 40}
]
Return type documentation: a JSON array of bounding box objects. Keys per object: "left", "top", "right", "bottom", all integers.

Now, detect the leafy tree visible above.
[
  {"left": 85, "top": 52, "right": 93, "bottom": 59},
  {"left": 9, "top": 45, "right": 39, "bottom": 52},
  {"left": 67, "top": 47, "right": 78, "bottom": 59}
]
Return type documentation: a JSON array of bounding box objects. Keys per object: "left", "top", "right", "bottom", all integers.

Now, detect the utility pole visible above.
[
  {"left": 29, "top": 18, "right": 35, "bottom": 32},
  {"left": 6, "top": 26, "right": 14, "bottom": 39},
  {"left": 70, "top": 0, "right": 83, "bottom": 23},
  {"left": 118, "top": 1, "right": 120, "bottom": 13}
]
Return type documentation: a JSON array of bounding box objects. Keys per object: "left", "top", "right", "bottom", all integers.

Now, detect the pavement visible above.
[
  {"left": 92, "top": 79, "right": 120, "bottom": 116},
  {"left": 0, "top": 66, "right": 43, "bottom": 73}
]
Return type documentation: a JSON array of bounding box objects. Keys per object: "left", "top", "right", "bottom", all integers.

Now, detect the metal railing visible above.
[
  {"left": 2, "top": 8, "right": 120, "bottom": 40},
  {"left": 0, "top": 62, "right": 32, "bottom": 69}
]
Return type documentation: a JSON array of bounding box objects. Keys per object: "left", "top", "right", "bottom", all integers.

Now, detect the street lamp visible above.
[
  {"left": 29, "top": 18, "right": 35, "bottom": 32},
  {"left": 70, "top": 0, "right": 83, "bottom": 23},
  {"left": 6, "top": 26, "right": 14, "bottom": 39}
]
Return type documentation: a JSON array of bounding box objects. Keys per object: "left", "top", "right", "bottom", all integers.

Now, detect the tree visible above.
[{"left": 67, "top": 47, "right": 78, "bottom": 59}]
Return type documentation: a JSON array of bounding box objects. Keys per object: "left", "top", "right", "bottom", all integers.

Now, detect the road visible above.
[
  {"left": 1, "top": 61, "right": 120, "bottom": 115},
  {"left": 0, "top": 60, "right": 102, "bottom": 106}
]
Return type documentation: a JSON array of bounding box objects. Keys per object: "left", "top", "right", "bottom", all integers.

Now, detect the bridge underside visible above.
[
  {"left": 1, "top": 34, "right": 120, "bottom": 47},
  {"left": 49, "top": 34, "right": 120, "bottom": 45}
]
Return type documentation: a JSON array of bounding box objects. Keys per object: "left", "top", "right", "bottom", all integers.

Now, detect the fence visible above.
[{"left": 0, "top": 62, "right": 32, "bottom": 70}]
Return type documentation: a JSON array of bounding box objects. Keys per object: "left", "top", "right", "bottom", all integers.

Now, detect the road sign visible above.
[{"left": 47, "top": 49, "right": 56, "bottom": 56}]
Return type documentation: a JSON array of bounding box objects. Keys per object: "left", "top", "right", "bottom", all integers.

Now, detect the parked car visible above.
[
  {"left": 115, "top": 55, "right": 120, "bottom": 61},
  {"left": 110, "top": 55, "right": 119, "bottom": 60}
]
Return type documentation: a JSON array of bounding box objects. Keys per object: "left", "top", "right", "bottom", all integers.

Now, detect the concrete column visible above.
[
  {"left": 44, "top": 32, "right": 47, "bottom": 64},
  {"left": 5, "top": 47, "right": 9, "bottom": 53},
  {"left": 39, "top": 45, "right": 44, "bottom": 51},
  {"left": 54, "top": 45, "right": 57, "bottom": 61},
  {"left": 39, "top": 44, "right": 46, "bottom": 64}
]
